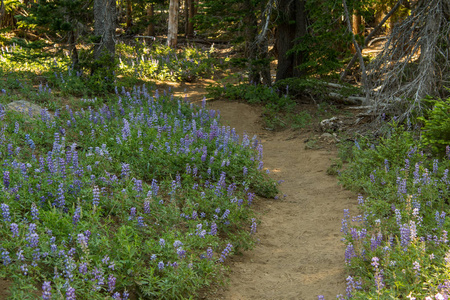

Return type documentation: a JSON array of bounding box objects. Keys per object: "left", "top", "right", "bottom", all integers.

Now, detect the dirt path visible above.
[{"left": 164, "top": 81, "right": 359, "bottom": 300}]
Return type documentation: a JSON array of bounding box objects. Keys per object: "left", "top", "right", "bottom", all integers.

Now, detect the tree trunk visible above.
[
  {"left": 93, "top": 0, "right": 116, "bottom": 70},
  {"left": 146, "top": 3, "right": 155, "bottom": 36},
  {"left": 276, "top": 0, "right": 307, "bottom": 81},
  {"left": 126, "top": 0, "right": 132, "bottom": 29},
  {"left": 351, "top": 13, "right": 362, "bottom": 53},
  {"left": 184, "top": 0, "right": 188, "bottom": 36},
  {"left": 69, "top": 30, "right": 79, "bottom": 69},
  {"left": 187, "top": 0, "right": 195, "bottom": 38},
  {"left": 168, "top": 0, "right": 179, "bottom": 48},
  {"left": 352, "top": 13, "right": 361, "bottom": 35}
]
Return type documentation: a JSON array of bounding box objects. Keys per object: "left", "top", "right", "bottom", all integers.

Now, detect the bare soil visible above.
[{"left": 165, "top": 80, "right": 360, "bottom": 300}]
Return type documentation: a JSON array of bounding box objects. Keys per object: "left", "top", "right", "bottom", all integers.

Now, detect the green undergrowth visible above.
[
  {"left": 0, "top": 45, "right": 279, "bottom": 299},
  {"left": 207, "top": 82, "right": 312, "bottom": 130},
  {"left": 334, "top": 121, "right": 450, "bottom": 299}
]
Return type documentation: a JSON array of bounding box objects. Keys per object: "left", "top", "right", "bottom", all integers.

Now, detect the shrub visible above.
[{"left": 418, "top": 96, "right": 450, "bottom": 156}]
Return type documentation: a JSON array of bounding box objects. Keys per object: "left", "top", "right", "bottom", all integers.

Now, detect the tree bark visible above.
[
  {"left": 275, "top": 0, "right": 307, "bottom": 81},
  {"left": 184, "top": 0, "right": 188, "bottom": 36},
  {"left": 69, "top": 30, "right": 79, "bottom": 69},
  {"left": 168, "top": 0, "right": 179, "bottom": 48},
  {"left": 146, "top": 3, "right": 155, "bottom": 36},
  {"left": 126, "top": 0, "right": 132, "bottom": 29},
  {"left": 352, "top": 13, "right": 361, "bottom": 35},
  {"left": 343, "top": 0, "right": 368, "bottom": 102},
  {"left": 93, "top": 0, "right": 116, "bottom": 67},
  {"left": 187, "top": 0, "right": 195, "bottom": 38}
]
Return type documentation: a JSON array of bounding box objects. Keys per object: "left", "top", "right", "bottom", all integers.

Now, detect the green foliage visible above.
[
  {"left": 418, "top": 97, "right": 450, "bottom": 156},
  {"left": 0, "top": 43, "right": 280, "bottom": 298},
  {"left": 336, "top": 121, "right": 450, "bottom": 298},
  {"left": 207, "top": 82, "right": 301, "bottom": 130},
  {"left": 339, "top": 121, "right": 419, "bottom": 191},
  {"left": 117, "top": 42, "right": 219, "bottom": 82}
]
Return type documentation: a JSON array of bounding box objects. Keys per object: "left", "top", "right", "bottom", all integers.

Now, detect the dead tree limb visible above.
[
  {"left": 343, "top": 0, "right": 369, "bottom": 103},
  {"left": 340, "top": 0, "right": 404, "bottom": 80},
  {"left": 367, "top": 0, "right": 450, "bottom": 122}
]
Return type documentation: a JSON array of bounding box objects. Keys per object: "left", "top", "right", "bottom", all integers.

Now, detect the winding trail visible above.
[{"left": 167, "top": 81, "right": 359, "bottom": 299}]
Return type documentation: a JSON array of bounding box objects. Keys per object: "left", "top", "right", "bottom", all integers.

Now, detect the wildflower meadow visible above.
[{"left": 0, "top": 43, "right": 277, "bottom": 299}]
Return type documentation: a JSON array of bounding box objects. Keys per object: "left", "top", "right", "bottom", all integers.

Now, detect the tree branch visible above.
[{"left": 340, "top": 0, "right": 404, "bottom": 80}]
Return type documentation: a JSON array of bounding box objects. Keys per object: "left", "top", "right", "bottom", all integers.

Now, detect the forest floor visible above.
[{"left": 159, "top": 79, "right": 360, "bottom": 300}]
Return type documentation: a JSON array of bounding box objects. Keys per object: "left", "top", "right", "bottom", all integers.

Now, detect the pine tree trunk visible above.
[
  {"left": 93, "top": 0, "right": 116, "bottom": 69},
  {"left": 168, "top": 0, "right": 179, "bottom": 48},
  {"left": 187, "top": 0, "right": 195, "bottom": 38},
  {"left": 126, "top": 0, "right": 132, "bottom": 28},
  {"left": 184, "top": 0, "right": 189, "bottom": 36},
  {"left": 276, "top": 0, "right": 307, "bottom": 81},
  {"left": 146, "top": 3, "right": 154, "bottom": 36}
]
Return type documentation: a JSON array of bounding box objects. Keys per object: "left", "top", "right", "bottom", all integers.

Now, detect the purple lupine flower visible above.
[
  {"left": 395, "top": 209, "right": 402, "bottom": 226},
  {"left": 243, "top": 166, "right": 248, "bottom": 176},
  {"left": 433, "top": 159, "right": 439, "bottom": 173},
  {"left": 42, "top": 281, "right": 52, "bottom": 300},
  {"left": 21, "top": 264, "right": 28, "bottom": 275},
  {"left": 397, "top": 178, "right": 407, "bottom": 196},
  {"left": 1, "top": 251, "right": 11, "bottom": 265},
  {"left": 151, "top": 179, "right": 159, "bottom": 196},
  {"left": 344, "top": 243, "right": 356, "bottom": 264},
  {"left": 121, "top": 163, "right": 130, "bottom": 179},
  {"left": 134, "top": 179, "right": 143, "bottom": 194},
  {"left": 173, "top": 240, "right": 183, "bottom": 248},
  {"left": 159, "top": 238, "right": 165, "bottom": 247},
  {"left": 247, "top": 192, "right": 255, "bottom": 205},
  {"left": 66, "top": 286, "right": 76, "bottom": 300},
  {"left": 436, "top": 211, "right": 446, "bottom": 227},
  {"left": 16, "top": 250, "right": 24, "bottom": 261},
  {"left": 10, "top": 223, "right": 19, "bottom": 237},
  {"left": 158, "top": 261, "right": 165, "bottom": 270},
  {"left": 399, "top": 223, "right": 410, "bottom": 250},
  {"left": 177, "top": 247, "right": 186, "bottom": 259},
  {"left": 219, "top": 243, "right": 233, "bottom": 262},
  {"left": 210, "top": 222, "right": 217, "bottom": 235},
  {"left": 413, "top": 261, "right": 420, "bottom": 276},
  {"left": 345, "top": 276, "right": 358, "bottom": 298},
  {"left": 122, "top": 119, "right": 131, "bottom": 140},
  {"left": 250, "top": 218, "right": 257, "bottom": 234},
  {"left": 108, "top": 274, "right": 116, "bottom": 292},
  {"left": 258, "top": 161, "right": 264, "bottom": 170},
  {"left": 128, "top": 207, "right": 136, "bottom": 220},
  {"left": 77, "top": 233, "right": 89, "bottom": 248},
  {"left": 374, "top": 271, "right": 384, "bottom": 291},
  {"left": 1, "top": 203, "right": 11, "bottom": 222},
  {"left": 3, "top": 171, "right": 10, "bottom": 188},
  {"left": 371, "top": 257, "right": 380, "bottom": 269},
  {"left": 102, "top": 255, "right": 110, "bottom": 265},
  {"left": 357, "top": 194, "right": 364, "bottom": 205},
  {"left": 78, "top": 262, "right": 88, "bottom": 275},
  {"left": 31, "top": 203, "right": 39, "bottom": 221},
  {"left": 207, "top": 247, "right": 213, "bottom": 260},
  {"left": 318, "top": 296, "right": 325, "bottom": 300},
  {"left": 92, "top": 186, "right": 100, "bottom": 206},
  {"left": 137, "top": 216, "right": 146, "bottom": 227},
  {"left": 221, "top": 209, "right": 230, "bottom": 220},
  {"left": 72, "top": 206, "right": 81, "bottom": 225},
  {"left": 144, "top": 201, "right": 150, "bottom": 214},
  {"left": 56, "top": 183, "right": 65, "bottom": 208}
]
